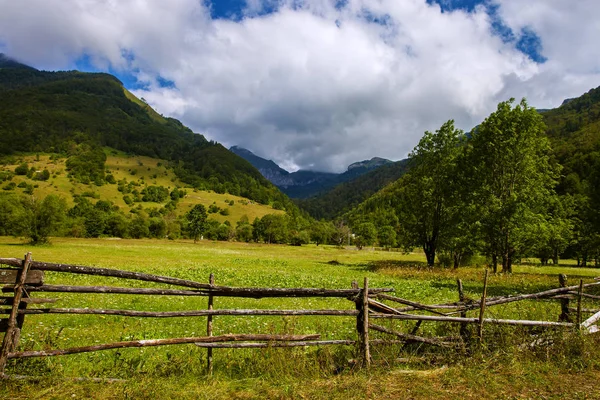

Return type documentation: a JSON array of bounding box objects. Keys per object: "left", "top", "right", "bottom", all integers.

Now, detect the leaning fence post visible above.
[
  {"left": 207, "top": 273, "right": 215, "bottom": 376},
  {"left": 577, "top": 279, "right": 584, "bottom": 328},
  {"left": 478, "top": 269, "right": 489, "bottom": 343},
  {"left": 362, "top": 277, "right": 371, "bottom": 370},
  {"left": 0, "top": 252, "right": 32, "bottom": 375},
  {"left": 558, "top": 274, "right": 571, "bottom": 322},
  {"left": 457, "top": 279, "right": 468, "bottom": 341}
]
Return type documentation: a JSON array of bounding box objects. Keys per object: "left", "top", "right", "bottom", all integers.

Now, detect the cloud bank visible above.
[{"left": 1, "top": 0, "right": 599, "bottom": 172}]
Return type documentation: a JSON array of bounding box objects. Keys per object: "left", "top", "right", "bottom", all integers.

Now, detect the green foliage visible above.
[
  {"left": 141, "top": 185, "right": 169, "bottom": 202},
  {"left": 353, "top": 222, "right": 377, "bottom": 249},
  {"left": 14, "top": 162, "right": 28, "bottom": 175},
  {"left": 185, "top": 204, "right": 208, "bottom": 242},
  {"left": 65, "top": 143, "right": 107, "bottom": 185},
  {"left": 13, "top": 194, "right": 68, "bottom": 244},
  {"left": 469, "top": 99, "right": 559, "bottom": 272}
]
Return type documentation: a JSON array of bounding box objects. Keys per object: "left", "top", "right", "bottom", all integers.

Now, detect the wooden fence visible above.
[{"left": 1, "top": 253, "right": 600, "bottom": 379}]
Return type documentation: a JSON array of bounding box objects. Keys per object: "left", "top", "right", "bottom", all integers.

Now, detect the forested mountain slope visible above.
[{"left": 0, "top": 55, "right": 290, "bottom": 207}]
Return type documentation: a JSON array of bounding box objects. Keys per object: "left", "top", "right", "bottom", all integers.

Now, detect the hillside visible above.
[
  {"left": 0, "top": 54, "right": 290, "bottom": 208},
  {"left": 230, "top": 146, "right": 393, "bottom": 199},
  {"left": 295, "top": 159, "right": 410, "bottom": 220},
  {"left": 0, "top": 151, "right": 283, "bottom": 224}
]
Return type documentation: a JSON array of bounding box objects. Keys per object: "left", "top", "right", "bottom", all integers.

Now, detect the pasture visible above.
[{"left": 1, "top": 237, "right": 599, "bottom": 399}]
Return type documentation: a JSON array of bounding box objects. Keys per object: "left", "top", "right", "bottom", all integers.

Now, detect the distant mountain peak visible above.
[
  {"left": 347, "top": 157, "right": 392, "bottom": 171},
  {"left": 0, "top": 54, "right": 36, "bottom": 70}
]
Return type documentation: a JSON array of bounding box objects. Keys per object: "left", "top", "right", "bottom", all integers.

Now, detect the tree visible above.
[
  {"left": 468, "top": 99, "right": 559, "bottom": 273},
  {"left": 395, "top": 120, "right": 465, "bottom": 266},
  {"left": 14, "top": 195, "right": 67, "bottom": 244},
  {"left": 354, "top": 222, "right": 377, "bottom": 250},
  {"left": 378, "top": 225, "right": 397, "bottom": 249},
  {"left": 185, "top": 204, "right": 208, "bottom": 243},
  {"left": 309, "top": 220, "right": 334, "bottom": 246}
]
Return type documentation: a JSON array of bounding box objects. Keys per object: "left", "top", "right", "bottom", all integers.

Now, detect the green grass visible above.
[{"left": 1, "top": 237, "right": 599, "bottom": 399}]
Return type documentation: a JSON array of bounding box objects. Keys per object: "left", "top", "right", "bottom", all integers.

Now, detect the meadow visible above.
[{"left": 1, "top": 237, "right": 599, "bottom": 399}]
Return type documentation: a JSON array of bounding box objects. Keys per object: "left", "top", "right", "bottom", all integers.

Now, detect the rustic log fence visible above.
[{"left": 1, "top": 253, "right": 600, "bottom": 379}]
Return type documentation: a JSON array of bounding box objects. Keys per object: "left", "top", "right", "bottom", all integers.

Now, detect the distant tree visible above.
[
  {"left": 354, "top": 222, "right": 377, "bottom": 250},
  {"left": 185, "top": 204, "right": 207, "bottom": 243},
  {"left": 128, "top": 214, "right": 150, "bottom": 239},
  {"left": 14, "top": 163, "right": 28, "bottom": 175},
  {"left": 309, "top": 220, "right": 335, "bottom": 246},
  {"left": 14, "top": 195, "right": 67, "bottom": 244},
  {"left": 468, "top": 99, "right": 559, "bottom": 273}
]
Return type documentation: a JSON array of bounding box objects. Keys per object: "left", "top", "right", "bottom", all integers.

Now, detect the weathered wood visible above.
[
  {"left": 564, "top": 292, "right": 600, "bottom": 300},
  {"left": 581, "top": 310, "right": 600, "bottom": 333},
  {"left": 2, "top": 284, "right": 392, "bottom": 299},
  {"left": 0, "top": 253, "right": 32, "bottom": 373},
  {"left": 207, "top": 273, "right": 215, "bottom": 376},
  {"left": 369, "top": 324, "right": 455, "bottom": 347},
  {"left": 362, "top": 277, "right": 370, "bottom": 370},
  {"left": 0, "top": 297, "right": 57, "bottom": 305},
  {"left": 370, "top": 313, "right": 574, "bottom": 327},
  {"left": 457, "top": 279, "right": 468, "bottom": 341},
  {"left": 6, "top": 308, "right": 359, "bottom": 317},
  {"left": 577, "top": 280, "right": 584, "bottom": 327},
  {"left": 0, "top": 258, "right": 393, "bottom": 297},
  {"left": 195, "top": 340, "right": 356, "bottom": 348},
  {"left": 558, "top": 274, "right": 571, "bottom": 322},
  {"left": 478, "top": 269, "right": 489, "bottom": 341},
  {"left": 8, "top": 334, "right": 321, "bottom": 359},
  {"left": 375, "top": 293, "right": 450, "bottom": 316},
  {"left": 0, "top": 269, "right": 44, "bottom": 285}
]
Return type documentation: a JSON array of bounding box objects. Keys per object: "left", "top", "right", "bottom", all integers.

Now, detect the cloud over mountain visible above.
[{"left": 1, "top": 0, "right": 598, "bottom": 172}]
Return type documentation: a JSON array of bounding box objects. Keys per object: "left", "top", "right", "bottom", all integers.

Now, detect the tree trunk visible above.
[
  {"left": 491, "top": 254, "right": 498, "bottom": 273},
  {"left": 453, "top": 252, "right": 460, "bottom": 269},
  {"left": 423, "top": 242, "right": 436, "bottom": 266}
]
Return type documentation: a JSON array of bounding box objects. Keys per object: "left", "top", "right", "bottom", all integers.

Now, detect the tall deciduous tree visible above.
[
  {"left": 14, "top": 194, "right": 67, "bottom": 244},
  {"left": 469, "top": 98, "right": 559, "bottom": 273},
  {"left": 185, "top": 204, "right": 207, "bottom": 243},
  {"left": 396, "top": 120, "right": 465, "bottom": 266}
]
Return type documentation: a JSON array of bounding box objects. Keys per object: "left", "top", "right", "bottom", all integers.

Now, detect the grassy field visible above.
[
  {"left": 0, "top": 152, "right": 283, "bottom": 224},
  {"left": 1, "top": 237, "right": 599, "bottom": 399}
]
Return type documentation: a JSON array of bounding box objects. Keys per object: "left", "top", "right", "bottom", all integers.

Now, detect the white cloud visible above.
[{"left": 0, "top": 0, "right": 599, "bottom": 172}]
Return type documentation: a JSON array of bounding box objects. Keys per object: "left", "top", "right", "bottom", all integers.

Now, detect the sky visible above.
[{"left": 1, "top": 0, "right": 599, "bottom": 173}]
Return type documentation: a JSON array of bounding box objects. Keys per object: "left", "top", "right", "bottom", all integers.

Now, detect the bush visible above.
[{"left": 14, "top": 163, "right": 28, "bottom": 175}]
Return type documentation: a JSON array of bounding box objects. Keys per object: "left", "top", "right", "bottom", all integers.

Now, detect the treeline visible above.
[
  {"left": 0, "top": 66, "right": 292, "bottom": 209},
  {"left": 346, "top": 98, "right": 600, "bottom": 271},
  {"left": 0, "top": 189, "right": 353, "bottom": 247}
]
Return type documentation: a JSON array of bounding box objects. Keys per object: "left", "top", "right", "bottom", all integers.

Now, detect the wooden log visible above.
[
  {"left": 0, "top": 297, "right": 57, "bottom": 305},
  {"left": 581, "top": 310, "right": 600, "bottom": 333},
  {"left": 207, "top": 273, "right": 215, "bottom": 376},
  {"left": 195, "top": 340, "right": 357, "bottom": 348},
  {"left": 2, "top": 284, "right": 392, "bottom": 299},
  {"left": 7, "top": 334, "right": 321, "bottom": 359},
  {"left": 370, "top": 313, "right": 574, "bottom": 327},
  {"left": 362, "top": 277, "right": 370, "bottom": 370},
  {"left": 375, "top": 293, "right": 451, "bottom": 316},
  {"left": 478, "top": 269, "right": 489, "bottom": 342},
  {"left": 7, "top": 308, "right": 359, "bottom": 317},
  {"left": 0, "top": 253, "right": 32, "bottom": 373},
  {"left": 563, "top": 292, "right": 600, "bottom": 300},
  {"left": 369, "top": 324, "right": 455, "bottom": 347},
  {"left": 0, "top": 258, "right": 394, "bottom": 297},
  {"left": 457, "top": 279, "right": 469, "bottom": 341},
  {"left": 558, "top": 274, "right": 571, "bottom": 322},
  {"left": 0, "top": 269, "right": 44, "bottom": 285},
  {"left": 0, "top": 258, "right": 211, "bottom": 289},
  {"left": 577, "top": 280, "right": 584, "bottom": 327}
]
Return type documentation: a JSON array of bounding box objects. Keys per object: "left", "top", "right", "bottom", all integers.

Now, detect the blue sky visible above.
[{"left": 0, "top": 0, "right": 597, "bottom": 172}]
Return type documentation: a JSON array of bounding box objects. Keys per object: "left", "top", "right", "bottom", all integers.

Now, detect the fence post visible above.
[
  {"left": 457, "top": 279, "right": 468, "bottom": 342},
  {"left": 207, "top": 273, "right": 215, "bottom": 376},
  {"left": 558, "top": 274, "right": 571, "bottom": 322},
  {"left": 478, "top": 269, "right": 489, "bottom": 343},
  {"left": 362, "top": 277, "right": 370, "bottom": 370},
  {"left": 0, "top": 252, "right": 32, "bottom": 375},
  {"left": 577, "top": 279, "right": 584, "bottom": 328}
]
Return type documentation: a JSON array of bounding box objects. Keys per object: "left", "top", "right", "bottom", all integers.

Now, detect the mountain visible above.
[
  {"left": 229, "top": 146, "right": 392, "bottom": 199},
  {"left": 295, "top": 158, "right": 410, "bottom": 220},
  {"left": 0, "top": 55, "right": 292, "bottom": 207}
]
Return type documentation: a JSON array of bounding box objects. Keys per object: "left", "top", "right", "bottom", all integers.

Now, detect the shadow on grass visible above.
[{"left": 355, "top": 260, "right": 432, "bottom": 273}]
